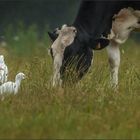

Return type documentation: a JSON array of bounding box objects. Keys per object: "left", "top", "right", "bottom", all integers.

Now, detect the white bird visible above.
[
  {"left": 0, "top": 55, "right": 8, "bottom": 84},
  {"left": 0, "top": 72, "right": 26, "bottom": 95}
]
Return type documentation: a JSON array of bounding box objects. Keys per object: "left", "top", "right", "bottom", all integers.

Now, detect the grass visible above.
[{"left": 0, "top": 25, "right": 139, "bottom": 139}]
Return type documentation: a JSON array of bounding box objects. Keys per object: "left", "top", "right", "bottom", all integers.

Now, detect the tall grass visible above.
[{"left": 0, "top": 24, "right": 139, "bottom": 139}]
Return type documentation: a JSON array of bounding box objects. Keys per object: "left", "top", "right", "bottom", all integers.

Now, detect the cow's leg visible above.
[
  {"left": 106, "top": 41, "right": 120, "bottom": 88},
  {"left": 53, "top": 70, "right": 59, "bottom": 87},
  {"left": 53, "top": 56, "right": 62, "bottom": 87}
]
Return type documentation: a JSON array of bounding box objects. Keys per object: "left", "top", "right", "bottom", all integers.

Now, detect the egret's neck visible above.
[{"left": 15, "top": 78, "right": 22, "bottom": 91}]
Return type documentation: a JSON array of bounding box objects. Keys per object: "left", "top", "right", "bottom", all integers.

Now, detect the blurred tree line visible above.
[
  {"left": 0, "top": 0, "right": 139, "bottom": 41},
  {"left": 0, "top": 0, "right": 81, "bottom": 33}
]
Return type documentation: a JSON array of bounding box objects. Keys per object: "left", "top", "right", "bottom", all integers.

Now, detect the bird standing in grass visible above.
[
  {"left": 0, "top": 72, "right": 26, "bottom": 95},
  {"left": 0, "top": 55, "right": 8, "bottom": 84}
]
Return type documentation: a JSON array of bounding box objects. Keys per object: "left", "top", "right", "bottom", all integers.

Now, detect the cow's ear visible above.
[
  {"left": 95, "top": 38, "right": 110, "bottom": 50},
  {"left": 48, "top": 31, "right": 58, "bottom": 42}
]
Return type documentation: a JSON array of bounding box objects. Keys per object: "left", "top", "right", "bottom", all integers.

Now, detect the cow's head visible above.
[
  {"left": 58, "top": 24, "right": 77, "bottom": 47},
  {"left": 49, "top": 24, "right": 77, "bottom": 57},
  {"left": 48, "top": 24, "right": 92, "bottom": 82},
  {"left": 48, "top": 28, "right": 59, "bottom": 42}
]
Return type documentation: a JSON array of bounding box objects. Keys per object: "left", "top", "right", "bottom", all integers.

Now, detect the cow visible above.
[{"left": 48, "top": 0, "right": 140, "bottom": 87}]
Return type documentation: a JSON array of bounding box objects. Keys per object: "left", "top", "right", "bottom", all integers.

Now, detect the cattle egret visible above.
[
  {"left": 0, "top": 55, "right": 8, "bottom": 84},
  {"left": 0, "top": 72, "right": 26, "bottom": 95}
]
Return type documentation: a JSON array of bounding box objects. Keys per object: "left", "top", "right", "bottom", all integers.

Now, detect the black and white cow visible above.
[{"left": 48, "top": 0, "right": 140, "bottom": 86}]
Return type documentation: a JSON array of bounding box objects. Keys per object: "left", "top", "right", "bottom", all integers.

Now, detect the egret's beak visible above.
[{"left": 24, "top": 75, "right": 28, "bottom": 79}]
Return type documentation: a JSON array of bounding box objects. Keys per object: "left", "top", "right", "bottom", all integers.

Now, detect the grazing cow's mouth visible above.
[{"left": 93, "top": 38, "right": 110, "bottom": 50}]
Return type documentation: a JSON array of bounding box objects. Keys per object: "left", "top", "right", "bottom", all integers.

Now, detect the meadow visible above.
[{"left": 0, "top": 24, "right": 139, "bottom": 139}]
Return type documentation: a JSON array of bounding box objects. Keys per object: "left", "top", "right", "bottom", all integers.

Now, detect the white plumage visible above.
[
  {"left": 0, "top": 55, "right": 8, "bottom": 84},
  {"left": 0, "top": 72, "right": 26, "bottom": 95}
]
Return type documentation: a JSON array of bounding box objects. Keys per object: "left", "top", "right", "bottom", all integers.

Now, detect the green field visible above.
[{"left": 0, "top": 25, "right": 140, "bottom": 139}]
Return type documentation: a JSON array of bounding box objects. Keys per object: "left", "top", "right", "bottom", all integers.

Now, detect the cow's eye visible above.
[
  {"left": 138, "top": 21, "right": 140, "bottom": 24},
  {"left": 73, "top": 29, "right": 77, "bottom": 33}
]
